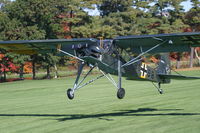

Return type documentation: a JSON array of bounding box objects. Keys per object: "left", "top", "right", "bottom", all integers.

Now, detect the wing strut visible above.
[
  {"left": 121, "top": 40, "right": 168, "bottom": 67},
  {"left": 57, "top": 49, "right": 84, "bottom": 62},
  {"left": 100, "top": 70, "right": 118, "bottom": 89}
]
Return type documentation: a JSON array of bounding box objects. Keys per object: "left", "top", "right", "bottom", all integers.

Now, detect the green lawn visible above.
[{"left": 0, "top": 70, "right": 200, "bottom": 133}]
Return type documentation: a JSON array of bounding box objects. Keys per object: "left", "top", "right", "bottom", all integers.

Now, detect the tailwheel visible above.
[
  {"left": 67, "top": 88, "right": 74, "bottom": 100},
  {"left": 159, "top": 89, "right": 164, "bottom": 94},
  {"left": 117, "top": 88, "right": 125, "bottom": 99},
  {"left": 158, "top": 83, "right": 164, "bottom": 94}
]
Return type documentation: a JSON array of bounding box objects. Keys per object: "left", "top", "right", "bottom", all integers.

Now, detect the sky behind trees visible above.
[
  {"left": 86, "top": 0, "right": 193, "bottom": 16},
  {"left": 9, "top": 0, "right": 192, "bottom": 16}
]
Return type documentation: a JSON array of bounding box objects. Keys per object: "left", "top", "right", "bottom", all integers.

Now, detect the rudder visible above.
[{"left": 157, "top": 53, "right": 171, "bottom": 83}]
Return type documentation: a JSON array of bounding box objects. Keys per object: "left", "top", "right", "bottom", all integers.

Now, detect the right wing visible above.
[{"left": 114, "top": 32, "right": 200, "bottom": 53}]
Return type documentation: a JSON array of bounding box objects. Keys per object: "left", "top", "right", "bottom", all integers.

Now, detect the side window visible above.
[{"left": 117, "top": 48, "right": 131, "bottom": 62}]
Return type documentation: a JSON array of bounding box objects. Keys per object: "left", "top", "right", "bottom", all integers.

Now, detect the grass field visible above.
[{"left": 0, "top": 70, "right": 200, "bottom": 133}]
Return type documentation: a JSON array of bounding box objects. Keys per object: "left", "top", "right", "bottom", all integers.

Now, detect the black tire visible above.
[
  {"left": 117, "top": 88, "right": 125, "bottom": 99},
  {"left": 159, "top": 89, "right": 164, "bottom": 94},
  {"left": 67, "top": 88, "right": 74, "bottom": 100}
]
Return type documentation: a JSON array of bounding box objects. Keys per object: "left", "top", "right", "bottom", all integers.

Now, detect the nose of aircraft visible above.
[{"left": 89, "top": 45, "right": 103, "bottom": 54}]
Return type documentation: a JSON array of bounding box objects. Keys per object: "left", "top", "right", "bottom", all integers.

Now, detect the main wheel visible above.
[
  {"left": 67, "top": 88, "right": 74, "bottom": 100},
  {"left": 117, "top": 88, "right": 125, "bottom": 99}
]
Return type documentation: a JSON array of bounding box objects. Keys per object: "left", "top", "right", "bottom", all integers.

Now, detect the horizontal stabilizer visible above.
[{"left": 158, "top": 74, "right": 200, "bottom": 80}]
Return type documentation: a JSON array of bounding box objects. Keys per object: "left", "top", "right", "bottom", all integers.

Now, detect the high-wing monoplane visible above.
[{"left": 0, "top": 32, "right": 200, "bottom": 100}]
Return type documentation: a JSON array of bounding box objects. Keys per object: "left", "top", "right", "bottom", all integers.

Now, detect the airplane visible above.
[{"left": 0, "top": 32, "right": 200, "bottom": 100}]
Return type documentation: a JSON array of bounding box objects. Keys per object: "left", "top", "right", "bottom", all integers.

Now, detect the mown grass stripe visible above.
[{"left": 0, "top": 70, "right": 200, "bottom": 133}]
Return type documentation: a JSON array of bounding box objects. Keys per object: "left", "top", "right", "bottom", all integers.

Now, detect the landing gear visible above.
[
  {"left": 158, "top": 82, "right": 164, "bottom": 94},
  {"left": 99, "top": 56, "right": 126, "bottom": 99},
  {"left": 66, "top": 62, "right": 85, "bottom": 100},
  {"left": 66, "top": 54, "right": 126, "bottom": 100},
  {"left": 67, "top": 88, "right": 74, "bottom": 100},
  {"left": 117, "top": 57, "right": 125, "bottom": 99},
  {"left": 152, "top": 82, "right": 164, "bottom": 94},
  {"left": 158, "top": 89, "right": 164, "bottom": 94},
  {"left": 66, "top": 61, "right": 105, "bottom": 100},
  {"left": 117, "top": 88, "right": 125, "bottom": 99}
]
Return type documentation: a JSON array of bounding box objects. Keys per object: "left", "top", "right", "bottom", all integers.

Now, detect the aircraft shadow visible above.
[{"left": 0, "top": 108, "right": 200, "bottom": 122}]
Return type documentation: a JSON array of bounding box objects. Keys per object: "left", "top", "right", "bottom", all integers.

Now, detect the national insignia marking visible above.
[{"left": 140, "top": 62, "right": 147, "bottom": 79}]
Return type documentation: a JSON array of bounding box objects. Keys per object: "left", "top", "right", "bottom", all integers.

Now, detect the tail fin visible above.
[
  {"left": 157, "top": 53, "right": 200, "bottom": 82},
  {"left": 157, "top": 53, "right": 171, "bottom": 83}
]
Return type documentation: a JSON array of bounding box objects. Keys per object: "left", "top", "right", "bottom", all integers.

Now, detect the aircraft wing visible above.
[
  {"left": 0, "top": 38, "right": 97, "bottom": 55},
  {"left": 158, "top": 74, "right": 200, "bottom": 80},
  {"left": 114, "top": 32, "right": 200, "bottom": 53}
]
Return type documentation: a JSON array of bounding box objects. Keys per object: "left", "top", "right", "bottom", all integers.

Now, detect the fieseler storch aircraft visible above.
[{"left": 0, "top": 32, "right": 200, "bottom": 100}]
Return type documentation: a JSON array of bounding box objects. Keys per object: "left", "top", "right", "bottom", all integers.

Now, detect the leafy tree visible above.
[
  {"left": 7, "top": 54, "right": 30, "bottom": 79},
  {"left": 0, "top": 54, "right": 10, "bottom": 81},
  {"left": 0, "top": 0, "right": 67, "bottom": 79},
  {"left": 133, "top": 0, "right": 153, "bottom": 11},
  {"left": 184, "top": 0, "right": 200, "bottom": 67},
  {"left": 39, "top": 54, "right": 60, "bottom": 79},
  {"left": 0, "top": 6, "right": 45, "bottom": 80},
  {"left": 185, "top": 1, "right": 200, "bottom": 31},
  {"left": 98, "top": 0, "right": 133, "bottom": 16},
  {"left": 191, "top": 0, "right": 200, "bottom": 8}
]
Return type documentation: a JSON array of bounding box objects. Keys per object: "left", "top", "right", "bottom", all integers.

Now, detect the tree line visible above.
[{"left": 0, "top": 0, "right": 200, "bottom": 81}]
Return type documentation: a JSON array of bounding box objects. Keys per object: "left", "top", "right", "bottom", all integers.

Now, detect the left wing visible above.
[
  {"left": 114, "top": 32, "right": 200, "bottom": 53},
  {"left": 0, "top": 38, "right": 97, "bottom": 55}
]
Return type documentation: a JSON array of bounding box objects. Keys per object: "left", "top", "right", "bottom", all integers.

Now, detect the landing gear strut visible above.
[
  {"left": 152, "top": 82, "right": 164, "bottom": 94},
  {"left": 66, "top": 61, "right": 85, "bottom": 100},
  {"left": 66, "top": 61, "right": 105, "bottom": 100},
  {"left": 117, "top": 56, "right": 125, "bottom": 99},
  {"left": 158, "top": 83, "right": 164, "bottom": 94},
  {"left": 66, "top": 55, "right": 126, "bottom": 100}
]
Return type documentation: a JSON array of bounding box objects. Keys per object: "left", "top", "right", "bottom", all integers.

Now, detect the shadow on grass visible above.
[{"left": 0, "top": 108, "right": 200, "bottom": 121}]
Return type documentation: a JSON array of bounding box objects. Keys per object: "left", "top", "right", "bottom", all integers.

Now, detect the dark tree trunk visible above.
[
  {"left": 0, "top": 73, "right": 2, "bottom": 81},
  {"left": 176, "top": 53, "right": 181, "bottom": 69},
  {"left": 46, "top": 65, "right": 51, "bottom": 79},
  {"left": 54, "top": 63, "right": 58, "bottom": 78},
  {"left": 3, "top": 67, "right": 6, "bottom": 82},
  {"left": 19, "top": 64, "right": 24, "bottom": 80},
  {"left": 32, "top": 55, "right": 36, "bottom": 80},
  {"left": 189, "top": 47, "right": 194, "bottom": 68},
  {"left": 32, "top": 61, "right": 36, "bottom": 79}
]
